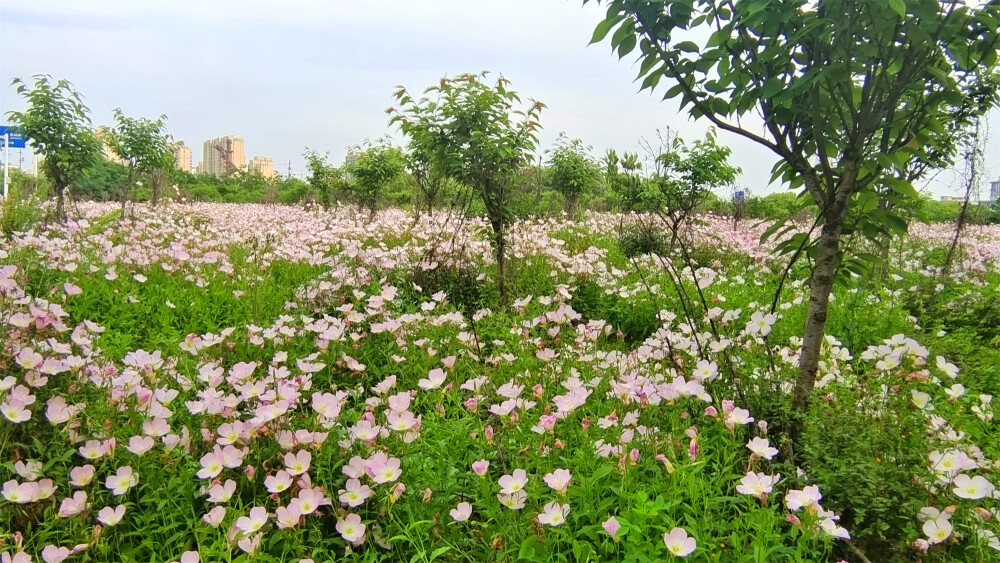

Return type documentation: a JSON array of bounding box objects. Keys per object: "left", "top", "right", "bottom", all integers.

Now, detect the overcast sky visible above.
[{"left": 1, "top": 0, "right": 998, "bottom": 198}]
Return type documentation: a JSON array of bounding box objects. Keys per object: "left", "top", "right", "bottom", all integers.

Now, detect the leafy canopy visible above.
[
  {"left": 546, "top": 133, "right": 601, "bottom": 204},
  {"left": 5, "top": 75, "right": 100, "bottom": 192},
  {"left": 390, "top": 71, "right": 545, "bottom": 220},
  {"left": 589, "top": 0, "right": 1000, "bottom": 222},
  {"left": 107, "top": 108, "right": 173, "bottom": 178}
]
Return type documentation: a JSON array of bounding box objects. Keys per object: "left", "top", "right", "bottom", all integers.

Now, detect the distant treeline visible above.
[{"left": 9, "top": 156, "right": 1000, "bottom": 225}]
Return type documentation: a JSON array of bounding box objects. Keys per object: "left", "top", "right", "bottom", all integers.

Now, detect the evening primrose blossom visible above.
[{"left": 663, "top": 527, "right": 696, "bottom": 557}]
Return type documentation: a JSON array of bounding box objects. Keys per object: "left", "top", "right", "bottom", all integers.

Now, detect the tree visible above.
[
  {"left": 390, "top": 72, "right": 544, "bottom": 303},
  {"left": 603, "top": 148, "right": 646, "bottom": 212},
  {"left": 651, "top": 129, "right": 741, "bottom": 246},
  {"left": 546, "top": 133, "right": 600, "bottom": 214},
  {"left": 344, "top": 140, "right": 405, "bottom": 214},
  {"left": 589, "top": 0, "right": 1000, "bottom": 415},
  {"left": 303, "top": 149, "right": 338, "bottom": 208},
  {"left": 106, "top": 109, "right": 172, "bottom": 209},
  {"left": 74, "top": 157, "right": 128, "bottom": 201},
  {"left": 5, "top": 75, "right": 101, "bottom": 221}
]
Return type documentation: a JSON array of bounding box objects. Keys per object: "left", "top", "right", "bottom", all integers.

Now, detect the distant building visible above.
[
  {"left": 174, "top": 142, "right": 192, "bottom": 172},
  {"left": 248, "top": 156, "right": 277, "bottom": 179},
  {"left": 988, "top": 179, "right": 999, "bottom": 204},
  {"left": 202, "top": 136, "right": 245, "bottom": 176},
  {"left": 95, "top": 126, "right": 125, "bottom": 165},
  {"left": 940, "top": 196, "right": 965, "bottom": 202}
]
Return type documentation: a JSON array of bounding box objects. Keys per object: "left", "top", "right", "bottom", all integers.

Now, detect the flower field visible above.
[{"left": 2, "top": 202, "right": 1000, "bottom": 562}]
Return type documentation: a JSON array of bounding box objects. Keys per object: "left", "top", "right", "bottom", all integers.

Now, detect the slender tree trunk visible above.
[
  {"left": 494, "top": 224, "right": 507, "bottom": 305},
  {"left": 792, "top": 220, "right": 843, "bottom": 414},
  {"left": 944, "top": 120, "right": 981, "bottom": 275},
  {"left": 55, "top": 185, "right": 66, "bottom": 222}
]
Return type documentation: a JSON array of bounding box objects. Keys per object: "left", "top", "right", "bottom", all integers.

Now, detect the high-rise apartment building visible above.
[
  {"left": 202, "top": 136, "right": 245, "bottom": 176},
  {"left": 249, "top": 156, "right": 277, "bottom": 179},
  {"left": 989, "top": 178, "right": 999, "bottom": 203},
  {"left": 174, "top": 142, "right": 192, "bottom": 172}
]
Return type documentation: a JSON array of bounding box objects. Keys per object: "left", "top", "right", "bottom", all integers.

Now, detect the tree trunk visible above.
[
  {"left": 792, "top": 220, "right": 843, "bottom": 414},
  {"left": 55, "top": 185, "right": 66, "bottom": 222},
  {"left": 494, "top": 222, "right": 507, "bottom": 305}
]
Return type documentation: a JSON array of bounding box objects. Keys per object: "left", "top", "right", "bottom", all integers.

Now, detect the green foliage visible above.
[
  {"left": 651, "top": 129, "right": 740, "bottom": 224},
  {"left": 303, "top": 149, "right": 342, "bottom": 208},
  {"left": 5, "top": 75, "right": 101, "bottom": 219},
  {"left": 73, "top": 157, "right": 127, "bottom": 201},
  {"left": 546, "top": 133, "right": 600, "bottom": 213},
  {"left": 1, "top": 169, "right": 48, "bottom": 236},
  {"left": 391, "top": 71, "right": 545, "bottom": 302},
  {"left": 106, "top": 108, "right": 172, "bottom": 204},
  {"left": 616, "top": 224, "right": 667, "bottom": 259},
  {"left": 602, "top": 149, "right": 645, "bottom": 212},
  {"left": 344, "top": 140, "right": 405, "bottom": 211},
  {"left": 589, "top": 0, "right": 1000, "bottom": 412}
]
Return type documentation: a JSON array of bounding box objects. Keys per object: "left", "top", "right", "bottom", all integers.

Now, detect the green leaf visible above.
[
  {"left": 885, "top": 213, "right": 908, "bottom": 236},
  {"left": 617, "top": 33, "right": 637, "bottom": 59},
  {"left": 888, "top": 0, "right": 906, "bottom": 17},
  {"left": 675, "top": 40, "right": 699, "bottom": 53},
  {"left": 590, "top": 15, "right": 624, "bottom": 44},
  {"left": 429, "top": 546, "right": 452, "bottom": 561}
]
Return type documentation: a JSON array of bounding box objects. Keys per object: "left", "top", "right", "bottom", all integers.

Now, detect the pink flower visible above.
[
  {"left": 311, "top": 392, "right": 342, "bottom": 419},
  {"left": 336, "top": 513, "right": 366, "bottom": 544},
  {"left": 105, "top": 466, "right": 138, "bottom": 496},
  {"left": 663, "top": 527, "right": 697, "bottom": 557},
  {"left": 498, "top": 469, "right": 528, "bottom": 494},
  {"left": 206, "top": 480, "right": 236, "bottom": 503},
  {"left": 197, "top": 450, "right": 224, "bottom": 479},
  {"left": 2, "top": 480, "right": 38, "bottom": 504},
  {"left": 365, "top": 452, "right": 402, "bottom": 484},
  {"left": 537, "top": 501, "right": 570, "bottom": 526},
  {"left": 418, "top": 368, "right": 446, "bottom": 390},
  {"left": 126, "top": 435, "right": 155, "bottom": 456},
  {"left": 472, "top": 460, "right": 490, "bottom": 476},
  {"left": 179, "top": 553, "right": 200, "bottom": 563},
  {"left": 97, "top": 504, "right": 127, "bottom": 526},
  {"left": 350, "top": 420, "right": 382, "bottom": 443},
  {"left": 202, "top": 506, "right": 226, "bottom": 527},
  {"left": 746, "top": 437, "right": 778, "bottom": 461},
  {"left": 237, "top": 533, "right": 261, "bottom": 555},
  {"left": 602, "top": 516, "right": 621, "bottom": 538},
  {"left": 543, "top": 468, "right": 572, "bottom": 494},
  {"left": 785, "top": 485, "right": 823, "bottom": 511},
  {"left": 736, "top": 472, "right": 780, "bottom": 500},
  {"left": 57, "top": 491, "right": 88, "bottom": 517},
  {"left": 338, "top": 479, "right": 373, "bottom": 507},
  {"left": 41, "top": 545, "right": 72, "bottom": 563},
  {"left": 450, "top": 502, "right": 473, "bottom": 522},
  {"left": 235, "top": 507, "right": 268, "bottom": 535},
  {"left": 289, "top": 488, "right": 328, "bottom": 515},
  {"left": 275, "top": 504, "right": 301, "bottom": 529},
  {"left": 284, "top": 450, "right": 312, "bottom": 476},
  {"left": 342, "top": 456, "right": 367, "bottom": 479},
  {"left": 1, "top": 398, "right": 32, "bottom": 423},
  {"left": 724, "top": 407, "right": 754, "bottom": 429},
  {"left": 264, "top": 470, "right": 293, "bottom": 494},
  {"left": 497, "top": 490, "right": 527, "bottom": 510}
]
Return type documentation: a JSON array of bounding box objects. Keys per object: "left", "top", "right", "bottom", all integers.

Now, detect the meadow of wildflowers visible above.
[{"left": 1, "top": 202, "right": 999, "bottom": 562}]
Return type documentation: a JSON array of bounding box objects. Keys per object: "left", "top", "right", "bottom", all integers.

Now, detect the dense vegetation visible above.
[{"left": 3, "top": 1, "right": 1000, "bottom": 561}]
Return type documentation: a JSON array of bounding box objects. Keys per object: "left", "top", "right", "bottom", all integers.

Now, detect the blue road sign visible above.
[
  {"left": 0, "top": 126, "right": 28, "bottom": 149},
  {"left": 734, "top": 190, "right": 745, "bottom": 203}
]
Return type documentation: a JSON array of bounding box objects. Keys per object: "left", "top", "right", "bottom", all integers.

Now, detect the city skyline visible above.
[{"left": 1, "top": 0, "right": 998, "bottom": 196}]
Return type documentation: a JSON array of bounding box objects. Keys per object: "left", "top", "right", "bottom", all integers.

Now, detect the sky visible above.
[{"left": 1, "top": 0, "right": 998, "bottom": 199}]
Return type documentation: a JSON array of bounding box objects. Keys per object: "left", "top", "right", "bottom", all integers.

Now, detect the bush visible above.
[
  {"left": 617, "top": 225, "right": 668, "bottom": 259},
  {"left": 1, "top": 179, "right": 47, "bottom": 236}
]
